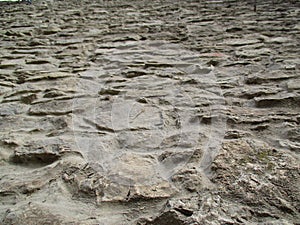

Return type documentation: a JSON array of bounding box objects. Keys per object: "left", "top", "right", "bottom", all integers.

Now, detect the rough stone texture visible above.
[{"left": 0, "top": 0, "right": 300, "bottom": 224}]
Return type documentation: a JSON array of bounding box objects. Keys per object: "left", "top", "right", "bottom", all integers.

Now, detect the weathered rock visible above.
[
  {"left": 211, "top": 139, "right": 300, "bottom": 223},
  {"left": 224, "top": 38, "right": 261, "bottom": 46},
  {"left": 235, "top": 48, "right": 273, "bottom": 58},
  {"left": 254, "top": 93, "right": 300, "bottom": 108},
  {"left": 25, "top": 72, "right": 73, "bottom": 82},
  {"left": 28, "top": 100, "right": 74, "bottom": 115},
  {"left": 287, "top": 79, "right": 300, "bottom": 90},
  {"left": 0, "top": 0, "right": 299, "bottom": 224}
]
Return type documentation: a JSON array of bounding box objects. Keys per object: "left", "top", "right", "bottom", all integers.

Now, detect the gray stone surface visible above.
[{"left": 0, "top": 0, "right": 299, "bottom": 224}]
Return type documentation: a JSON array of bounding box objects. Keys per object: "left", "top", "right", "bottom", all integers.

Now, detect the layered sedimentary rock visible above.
[{"left": 0, "top": 0, "right": 299, "bottom": 224}]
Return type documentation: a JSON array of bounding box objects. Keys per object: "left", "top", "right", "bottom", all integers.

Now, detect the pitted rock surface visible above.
[{"left": 0, "top": 0, "right": 299, "bottom": 224}]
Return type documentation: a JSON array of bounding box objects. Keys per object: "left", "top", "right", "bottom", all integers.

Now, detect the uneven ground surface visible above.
[{"left": 0, "top": 0, "right": 299, "bottom": 224}]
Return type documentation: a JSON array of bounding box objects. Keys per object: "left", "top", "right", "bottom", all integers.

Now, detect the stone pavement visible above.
[{"left": 0, "top": 0, "right": 299, "bottom": 224}]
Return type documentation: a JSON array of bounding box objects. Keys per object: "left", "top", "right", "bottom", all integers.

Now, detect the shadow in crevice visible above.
[{"left": 9, "top": 151, "right": 60, "bottom": 168}]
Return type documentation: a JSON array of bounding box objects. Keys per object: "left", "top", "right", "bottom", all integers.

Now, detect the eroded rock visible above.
[{"left": 0, "top": 0, "right": 299, "bottom": 224}]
